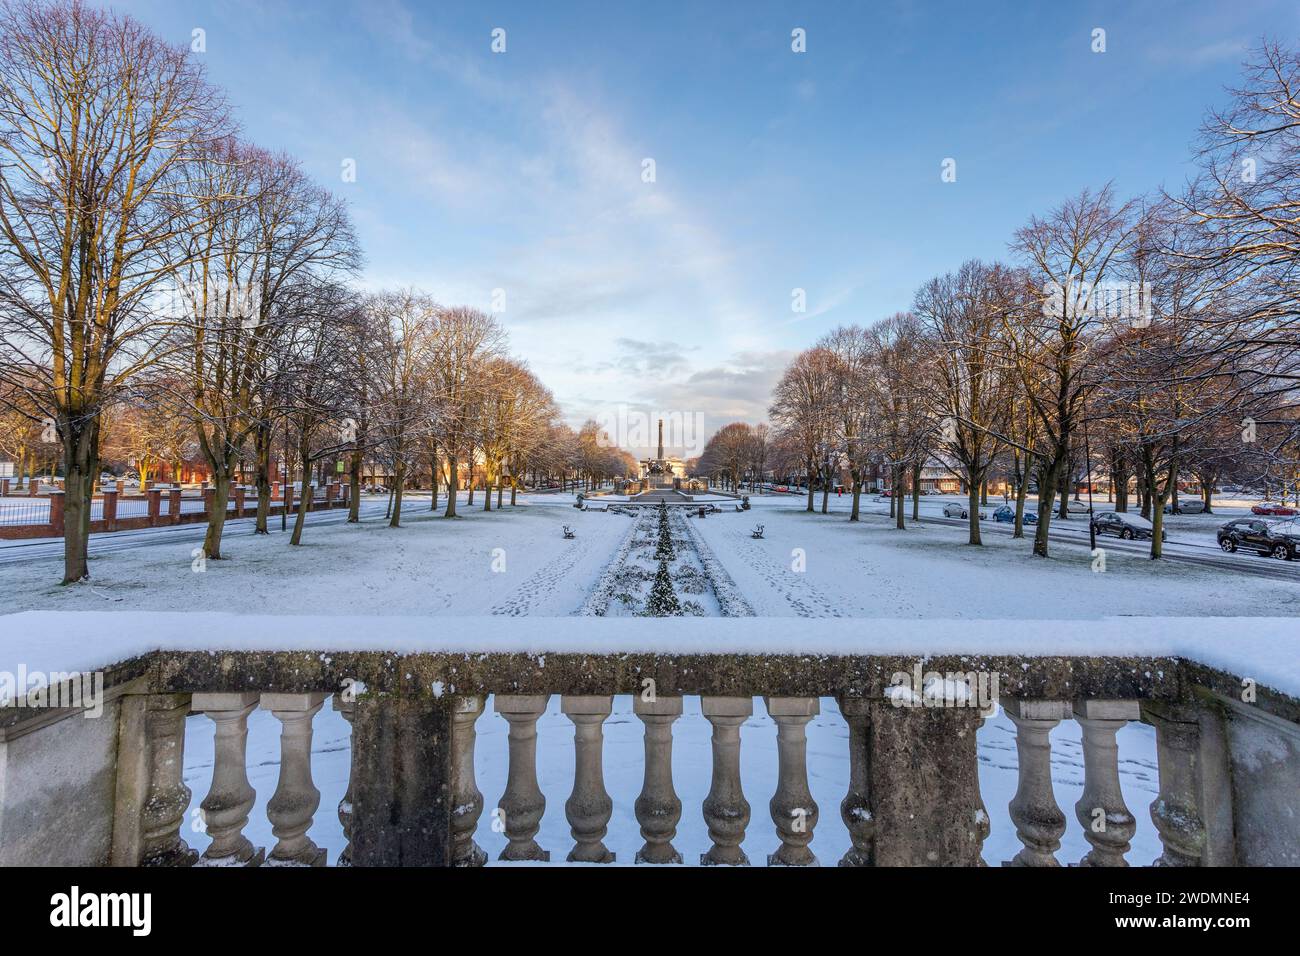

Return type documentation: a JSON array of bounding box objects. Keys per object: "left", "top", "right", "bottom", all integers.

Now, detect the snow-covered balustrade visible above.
[{"left": 2, "top": 644, "right": 1297, "bottom": 868}]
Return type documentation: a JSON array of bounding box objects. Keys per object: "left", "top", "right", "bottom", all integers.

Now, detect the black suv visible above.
[
  {"left": 1090, "top": 511, "right": 1166, "bottom": 541},
  {"left": 1217, "top": 517, "right": 1298, "bottom": 559}
]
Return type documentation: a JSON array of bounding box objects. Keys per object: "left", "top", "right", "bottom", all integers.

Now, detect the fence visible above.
[
  {"left": 0, "top": 483, "right": 351, "bottom": 540},
  {"left": 0, "top": 645, "right": 1295, "bottom": 867}
]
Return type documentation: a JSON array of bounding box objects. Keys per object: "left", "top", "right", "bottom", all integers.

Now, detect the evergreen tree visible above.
[{"left": 644, "top": 558, "right": 681, "bottom": 616}]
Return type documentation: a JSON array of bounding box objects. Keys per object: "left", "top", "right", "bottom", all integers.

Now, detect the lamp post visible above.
[{"left": 1083, "top": 414, "right": 1097, "bottom": 552}]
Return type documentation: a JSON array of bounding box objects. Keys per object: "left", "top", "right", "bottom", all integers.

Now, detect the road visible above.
[{"left": 772, "top": 490, "right": 1300, "bottom": 583}]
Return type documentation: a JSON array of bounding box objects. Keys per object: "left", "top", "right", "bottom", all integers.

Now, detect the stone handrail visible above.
[{"left": 1, "top": 648, "right": 1297, "bottom": 867}]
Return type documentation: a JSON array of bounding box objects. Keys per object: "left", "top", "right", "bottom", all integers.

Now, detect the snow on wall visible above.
[{"left": 1, "top": 611, "right": 1297, "bottom": 698}]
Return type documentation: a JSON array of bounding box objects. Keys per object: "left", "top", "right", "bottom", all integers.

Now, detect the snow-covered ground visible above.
[
  {"left": 5, "top": 488, "right": 1297, "bottom": 869},
  {"left": 3, "top": 490, "right": 1298, "bottom": 617},
  {"left": 180, "top": 693, "right": 1162, "bottom": 867}
]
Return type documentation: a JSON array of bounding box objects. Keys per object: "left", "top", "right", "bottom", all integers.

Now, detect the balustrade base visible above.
[
  {"left": 265, "top": 847, "right": 327, "bottom": 867},
  {"left": 197, "top": 846, "right": 265, "bottom": 868}
]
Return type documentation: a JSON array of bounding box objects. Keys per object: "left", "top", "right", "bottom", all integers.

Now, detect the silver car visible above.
[{"left": 943, "top": 502, "right": 986, "bottom": 520}]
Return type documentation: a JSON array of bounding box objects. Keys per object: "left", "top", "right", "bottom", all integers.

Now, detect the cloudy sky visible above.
[{"left": 129, "top": 0, "right": 1294, "bottom": 457}]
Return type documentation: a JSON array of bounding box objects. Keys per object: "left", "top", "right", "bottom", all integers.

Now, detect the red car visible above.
[{"left": 1252, "top": 503, "right": 1298, "bottom": 516}]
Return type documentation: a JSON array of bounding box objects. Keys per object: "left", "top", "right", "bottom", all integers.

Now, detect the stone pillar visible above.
[
  {"left": 866, "top": 701, "right": 987, "bottom": 866},
  {"left": 633, "top": 694, "right": 683, "bottom": 864},
  {"left": 102, "top": 488, "right": 118, "bottom": 531},
  {"left": 191, "top": 693, "right": 264, "bottom": 866},
  {"left": 450, "top": 696, "right": 487, "bottom": 867},
  {"left": 1004, "top": 699, "right": 1068, "bottom": 867},
  {"left": 333, "top": 693, "right": 356, "bottom": 866},
  {"left": 47, "top": 489, "right": 64, "bottom": 536},
  {"left": 766, "top": 697, "right": 820, "bottom": 866},
  {"left": 147, "top": 488, "right": 161, "bottom": 526},
  {"left": 262, "top": 692, "right": 327, "bottom": 866},
  {"left": 1143, "top": 702, "right": 1208, "bottom": 866},
  {"left": 1073, "top": 699, "right": 1139, "bottom": 866},
  {"left": 202, "top": 487, "right": 214, "bottom": 518},
  {"left": 494, "top": 694, "right": 550, "bottom": 862},
  {"left": 700, "top": 696, "right": 752, "bottom": 866},
  {"left": 837, "top": 697, "right": 874, "bottom": 866},
  {"left": 561, "top": 695, "right": 615, "bottom": 863},
  {"left": 111, "top": 693, "right": 197, "bottom": 867},
  {"left": 350, "top": 694, "right": 454, "bottom": 866},
  {"left": 116, "top": 478, "right": 124, "bottom": 495},
  {"left": 0, "top": 478, "right": 9, "bottom": 496},
  {"left": 325, "top": 483, "right": 335, "bottom": 508},
  {"left": 168, "top": 486, "right": 181, "bottom": 523},
  {"left": 234, "top": 486, "right": 246, "bottom": 518}
]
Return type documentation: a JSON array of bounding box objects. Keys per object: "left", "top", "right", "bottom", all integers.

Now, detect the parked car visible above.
[
  {"left": 1064, "top": 498, "right": 1090, "bottom": 514},
  {"left": 1217, "top": 517, "right": 1283, "bottom": 557},
  {"left": 991, "top": 505, "right": 1038, "bottom": 524},
  {"left": 942, "top": 502, "right": 986, "bottom": 519},
  {"left": 1251, "top": 503, "right": 1298, "bottom": 517},
  {"left": 1091, "top": 511, "right": 1166, "bottom": 541},
  {"left": 1263, "top": 519, "right": 1300, "bottom": 559},
  {"left": 1164, "top": 499, "right": 1205, "bottom": 515}
]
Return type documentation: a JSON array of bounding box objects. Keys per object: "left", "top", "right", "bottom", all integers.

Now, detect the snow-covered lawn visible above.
[
  {"left": 0, "top": 493, "right": 627, "bottom": 616},
  {"left": 693, "top": 494, "right": 1300, "bottom": 618},
  {"left": 4, "top": 491, "right": 1297, "bottom": 618},
  {"left": 180, "top": 693, "right": 1162, "bottom": 867}
]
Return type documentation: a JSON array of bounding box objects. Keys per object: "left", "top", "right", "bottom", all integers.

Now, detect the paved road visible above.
[
  {"left": 857, "top": 501, "right": 1300, "bottom": 582},
  {"left": 0, "top": 500, "right": 390, "bottom": 566},
  {"left": 762, "top": 489, "right": 1300, "bottom": 583}
]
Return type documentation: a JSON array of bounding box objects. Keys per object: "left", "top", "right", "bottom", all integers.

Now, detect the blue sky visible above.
[{"left": 127, "top": 0, "right": 1295, "bottom": 456}]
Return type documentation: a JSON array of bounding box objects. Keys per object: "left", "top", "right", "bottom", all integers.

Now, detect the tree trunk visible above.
[
  {"left": 290, "top": 447, "right": 312, "bottom": 546},
  {"left": 445, "top": 454, "right": 459, "bottom": 517},
  {"left": 966, "top": 468, "right": 982, "bottom": 546},
  {"left": 911, "top": 462, "right": 920, "bottom": 521},
  {"left": 849, "top": 473, "right": 862, "bottom": 521},
  {"left": 805, "top": 457, "right": 815, "bottom": 512},
  {"left": 894, "top": 465, "right": 906, "bottom": 530},
  {"left": 390, "top": 460, "right": 406, "bottom": 528},
  {"left": 203, "top": 467, "right": 233, "bottom": 560},
  {"left": 1032, "top": 456, "right": 1064, "bottom": 558},
  {"left": 254, "top": 423, "right": 272, "bottom": 534},
  {"left": 348, "top": 448, "right": 362, "bottom": 522},
  {"left": 1013, "top": 468, "right": 1028, "bottom": 539}
]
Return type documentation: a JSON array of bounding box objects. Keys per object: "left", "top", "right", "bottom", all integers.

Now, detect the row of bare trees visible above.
[
  {"left": 757, "top": 41, "right": 1300, "bottom": 560},
  {"left": 0, "top": 1, "right": 591, "bottom": 583}
]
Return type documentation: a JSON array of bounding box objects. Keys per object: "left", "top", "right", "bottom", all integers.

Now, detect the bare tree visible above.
[{"left": 0, "top": 0, "right": 230, "bottom": 582}]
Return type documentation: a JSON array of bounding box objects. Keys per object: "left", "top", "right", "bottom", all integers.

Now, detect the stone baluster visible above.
[
  {"left": 333, "top": 692, "right": 356, "bottom": 866},
  {"left": 140, "top": 694, "right": 198, "bottom": 867},
  {"left": 562, "top": 695, "right": 615, "bottom": 863},
  {"left": 262, "top": 692, "right": 327, "bottom": 866},
  {"left": 633, "top": 694, "right": 683, "bottom": 863},
  {"left": 700, "top": 696, "right": 752, "bottom": 866},
  {"left": 766, "top": 697, "right": 820, "bottom": 866},
  {"left": 191, "top": 693, "right": 263, "bottom": 866},
  {"left": 1074, "top": 699, "right": 1140, "bottom": 866},
  {"left": 1143, "top": 703, "right": 1207, "bottom": 866},
  {"left": 451, "top": 696, "right": 487, "bottom": 867},
  {"left": 494, "top": 695, "right": 550, "bottom": 861},
  {"left": 1004, "top": 699, "right": 1068, "bottom": 866},
  {"left": 837, "top": 697, "right": 873, "bottom": 866}
]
